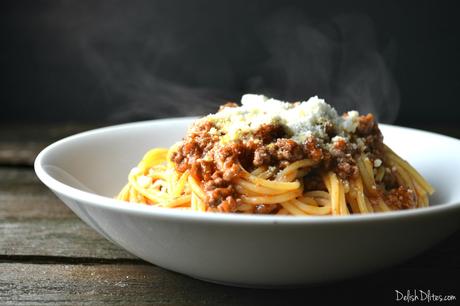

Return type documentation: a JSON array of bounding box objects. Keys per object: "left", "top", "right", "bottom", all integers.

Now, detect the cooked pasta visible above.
[{"left": 117, "top": 94, "right": 434, "bottom": 215}]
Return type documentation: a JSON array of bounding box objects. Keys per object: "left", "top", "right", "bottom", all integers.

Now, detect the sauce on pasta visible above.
[{"left": 117, "top": 95, "right": 434, "bottom": 215}]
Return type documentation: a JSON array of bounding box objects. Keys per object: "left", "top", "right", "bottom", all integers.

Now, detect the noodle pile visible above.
[
  {"left": 117, "top": 144, "right": 433, "bottom": 216},
  {"left": 117, "top": 95, "right": 434, "bottom": 215}
]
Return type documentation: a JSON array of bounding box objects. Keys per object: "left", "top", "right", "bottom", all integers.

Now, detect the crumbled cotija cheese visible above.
[{"left": 203, "top": 94, "right": 360, "bottom": 144}]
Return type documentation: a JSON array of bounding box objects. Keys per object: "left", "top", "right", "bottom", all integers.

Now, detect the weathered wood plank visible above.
[
  {"left": 0, "top": 218, "right": 136, "bottom": 259},
  {"left": 0, "top": 142, "right": 44, "bottom": 166},
  {"left": 0, "top": 216, "right": 458, "bottom": 270},
  {"left": 0, "top": 262, "right": 458, "bottom": 305},
  {"left": 0, "top": 124, "right": 97, "bottom": 143},
  {"left": 0, "top": 124, "right": 98, "bottom": 166},
  {"left": 0, "top": 167, "right": 40, "bottom": 184},
  {"left": 0, "top": 167, "right": 135, "bottom": 259},
  {"left": 0, "top": 168, "right": 74, "bottom": 219}
]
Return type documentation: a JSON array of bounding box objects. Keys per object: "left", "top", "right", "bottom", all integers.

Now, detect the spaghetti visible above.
[{"left": 117, "top": 94, "right": 434, "bottom": 215}]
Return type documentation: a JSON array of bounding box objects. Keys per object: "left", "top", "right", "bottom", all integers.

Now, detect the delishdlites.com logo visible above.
[{"left": 395, "top": 290, "right": 457, "bottom": 303}]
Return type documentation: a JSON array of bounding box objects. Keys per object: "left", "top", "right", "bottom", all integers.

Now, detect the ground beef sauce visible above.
[{"left": 171, "top": 104, "right": 414, "bottom": 213}]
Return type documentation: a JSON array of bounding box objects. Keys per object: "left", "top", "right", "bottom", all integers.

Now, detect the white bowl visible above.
[{"left": 35, "top": 118, "right": 460, "bottom": 287}]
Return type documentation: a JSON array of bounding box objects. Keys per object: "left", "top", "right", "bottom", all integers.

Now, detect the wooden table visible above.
[{"left": 1, "top": 124, "right": 459, "bottom": 305}]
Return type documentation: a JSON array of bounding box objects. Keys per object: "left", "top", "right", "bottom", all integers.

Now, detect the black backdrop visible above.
[{"left": 2, "top": 0, "right": 460, "bottom": 125}]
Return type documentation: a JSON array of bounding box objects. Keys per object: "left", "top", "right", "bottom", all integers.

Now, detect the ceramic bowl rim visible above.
[{"left": 34, "top": 118, "right": 460, "bottom": 225}]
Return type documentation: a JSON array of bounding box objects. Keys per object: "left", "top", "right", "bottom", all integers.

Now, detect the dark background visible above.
[{"left": 2, "top": 0, "right": 460, "bottom": 126}]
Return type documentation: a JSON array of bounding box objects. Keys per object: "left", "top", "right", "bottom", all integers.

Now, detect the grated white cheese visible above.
[
  {"left": 374, "top": 159, "right": 383, "bottom": 168},
  {"left": 202, "top": 94, "right": 360, "bottom": 144}
]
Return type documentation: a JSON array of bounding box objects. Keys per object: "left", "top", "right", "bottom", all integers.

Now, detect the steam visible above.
[
  {"left": 46, "top": 2, "right": 399, "bottom": 123},
  {"left": 54, "top": 1, "right": 228, "bottom": 121},
  {"left": 252, "top": 10, "right": 400, "bottom": 122}
]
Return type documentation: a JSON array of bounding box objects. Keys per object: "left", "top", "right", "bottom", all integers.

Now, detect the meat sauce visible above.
[{"left": 171, "top": 105, "right": 413, "bottom": 213}]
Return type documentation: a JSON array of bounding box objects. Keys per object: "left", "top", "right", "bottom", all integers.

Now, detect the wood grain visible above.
[
  {"left": 0, "top": 167, "right": 74, "bottom": 219},
  {"left": 0, "top": 167, "right": 135, "bottom": 259},
  {"left": 0, "top": 263, "right": 458, "bottom": 305},
  {"left": 0, "top": 124, "right": 98, "bottom": 166},
  {"left": 0, "top": 218, "right": 136, "bottom": 259}
]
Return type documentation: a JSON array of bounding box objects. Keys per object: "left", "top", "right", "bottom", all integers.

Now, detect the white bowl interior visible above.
[
  {"left": 40, "top": 120, "right": 460, "bottom": 208},
  {"left": 41, "top": 118, "right": 191, "bottom": 197}
]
